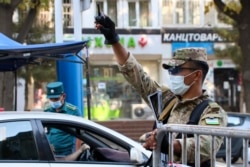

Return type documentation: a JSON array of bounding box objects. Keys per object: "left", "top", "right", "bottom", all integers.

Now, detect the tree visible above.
[
  {"left": 0, "top": 0, "right": 51, "bottom": 110},
  {"left": 213, "top": 0, "right": 250, "bottom": 113},
  {"left": 17, "top": 19, "right": 56, "bottom": 110}
]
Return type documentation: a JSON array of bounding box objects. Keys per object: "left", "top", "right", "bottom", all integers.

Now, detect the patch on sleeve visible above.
[{"left": 205, "top": 117, "right": 220, "bottom": 125}]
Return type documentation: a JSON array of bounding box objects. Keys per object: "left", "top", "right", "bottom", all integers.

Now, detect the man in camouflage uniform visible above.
[
  {"left": 44, "top": 81, "right": 80, "bottom": 156},
  {"left": 95, "top": 15, "right": 227, "bottom": 166}
]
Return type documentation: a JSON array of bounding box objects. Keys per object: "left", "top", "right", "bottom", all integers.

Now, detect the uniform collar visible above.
[{"left": 179, "top": 89, "right": 209, "bottom": 103}]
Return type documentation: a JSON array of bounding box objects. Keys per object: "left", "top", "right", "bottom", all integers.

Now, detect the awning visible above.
[{"left": 0, "top": 33, "right": 88, "bottom": 71}]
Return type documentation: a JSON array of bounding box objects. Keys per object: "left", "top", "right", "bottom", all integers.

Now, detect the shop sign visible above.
[
  {"left": 162, "top": 29, "right": 228, "bottom": 43},
  {"left": 64, "top": 35, "right": 149, "bottom": 48}
]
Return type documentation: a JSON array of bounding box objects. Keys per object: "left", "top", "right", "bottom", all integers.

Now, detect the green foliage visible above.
[
  {"left": 209, "top": 1, "right": 242, "bottom": 69},
  {"left": 17, "top": 60, "right": 56, "bottom": 85},
  {"left": 19, "top": 27, "right": 56, "bottom": 88},
  {"left": 26, "top": 23, "right": 54, "bottom": 43},
  {"left": 0, "top": 0, "right": 10, "bottom": 4},
  {"left": 17, "top": 0, "right": 50, "bottom": 11},
  {"left": 214, "top": 27, "right": 238, "bottom": 42},
  {"left": 217, "top": 12, "right": 236, "bottom": 26},
  {"left": 225, "top": 0, "right": 241, "bottom": 14},
  {"left": 13, "top": 0, "right": 56, "bottom": 87}
]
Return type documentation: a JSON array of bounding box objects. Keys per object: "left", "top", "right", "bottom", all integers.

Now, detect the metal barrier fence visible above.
[{"left": 153, "top": 124, "right": 250, "bottom": 167}]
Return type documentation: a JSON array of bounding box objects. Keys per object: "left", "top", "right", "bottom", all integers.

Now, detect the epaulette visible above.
[
  {"left": 208, "top": 102, "right": 220, "bottom": 111},
  {"left": 66, "top": 103, "right": 77, "bottom": 110},
  {"left": 43, "top": 101, "right": 51, "bottom": 111}
]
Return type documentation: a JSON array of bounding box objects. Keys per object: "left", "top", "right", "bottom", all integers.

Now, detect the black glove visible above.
[{"left": 95, "top": 15, "right": 119, "bottom": 45}]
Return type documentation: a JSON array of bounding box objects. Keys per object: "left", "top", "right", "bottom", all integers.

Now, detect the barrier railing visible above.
[{"left": 153, "top": 124, "right": 250, "bottom": 167}]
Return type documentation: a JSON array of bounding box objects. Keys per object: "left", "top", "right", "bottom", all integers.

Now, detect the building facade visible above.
[{"left": 57, "top": 0, "right": 240, "bottom": 120}]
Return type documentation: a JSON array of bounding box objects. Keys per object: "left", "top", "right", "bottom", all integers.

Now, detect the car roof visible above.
[
  {"left": 0, "top": 111, "right": 150, "bottom": 156},
  {"left": 0, "top": 111, "right": 130, "bottom": 137}
]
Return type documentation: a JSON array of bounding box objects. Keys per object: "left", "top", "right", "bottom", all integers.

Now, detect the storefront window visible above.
[{"left": 83, "top": 65, "right": 142, "bottom": 121}]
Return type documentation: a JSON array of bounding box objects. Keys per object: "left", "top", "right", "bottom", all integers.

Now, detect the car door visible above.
[
  {"left": 0, "top": 120, "right": 50, "bottom": 167},
  {"left": 37, "top": 119, "right": 146, "bottom": 167}
]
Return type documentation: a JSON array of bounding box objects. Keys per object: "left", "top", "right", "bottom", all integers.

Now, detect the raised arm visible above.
[{"left": 95, "top": 13, "right": 129, "bottom": 65}]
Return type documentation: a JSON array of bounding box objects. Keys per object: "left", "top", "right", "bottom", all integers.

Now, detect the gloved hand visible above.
[{"left": 95, "top": 14, "right": 119, "bottom": 45}]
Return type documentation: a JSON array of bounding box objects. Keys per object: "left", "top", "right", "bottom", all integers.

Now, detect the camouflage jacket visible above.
[{"left": 117, "top": 53, "right": 227, "bottom": 164}]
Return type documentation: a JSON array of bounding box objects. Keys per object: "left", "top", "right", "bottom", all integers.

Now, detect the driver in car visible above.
[{"left": 54, "top": 143, "right": 90, "bottom": 161}]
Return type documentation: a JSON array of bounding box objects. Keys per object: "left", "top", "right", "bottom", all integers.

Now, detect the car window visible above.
[
  {"left": 227, "top": 115, "right": 243, "bottom": 126},
  {"left": 0, "top": 121, "right": 39, "bottom": 160},
  {"left": 86, "top": 131, "right": 127, "bottom": 152},
  {"left": 42, "top": 122, "right": 132, "bottom": 164}
]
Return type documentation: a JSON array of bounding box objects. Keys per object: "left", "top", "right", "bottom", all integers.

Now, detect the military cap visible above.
[
  {"left": 162, "top": 47, "right": 208, "bottom": 69},
  {"left": 46, "top": 82, "right": 64, "bottom": 98}
]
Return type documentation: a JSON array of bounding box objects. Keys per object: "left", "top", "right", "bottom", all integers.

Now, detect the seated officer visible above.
[{"left": 44, "top": 81, "right": 80, "bottom": 156}]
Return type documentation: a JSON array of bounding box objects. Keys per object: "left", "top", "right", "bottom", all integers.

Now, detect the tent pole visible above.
[
  {"left": 86, "top": 47, "right": 91, "bottom": 120},
  {"left": 14, "top": 71, "right": 17, "bottom": 111}
]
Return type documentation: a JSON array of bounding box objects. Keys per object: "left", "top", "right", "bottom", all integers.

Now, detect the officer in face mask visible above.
[
  {"left": 95, "top": 14, "right": 227, "bottom": 166},
  {"left": 162, "top": 49, "right": 208, "bottom": 98},
  {"left": 44, "top": 81, "right": 80, "bottom": 156}
]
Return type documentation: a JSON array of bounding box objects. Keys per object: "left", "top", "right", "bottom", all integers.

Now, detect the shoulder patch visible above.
[
  {"left": 66, "top": 103, "right": 77, "bottom": 110},
  {"left": 208, "top": 102, "right": 220, "bottom": 110},
  {"left": 205, "top": 117, "right": 220, "bottom": 125}
]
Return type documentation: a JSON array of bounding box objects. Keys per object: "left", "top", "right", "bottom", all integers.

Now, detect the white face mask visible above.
[
  {"left": 168, "top": 71, "right": 196, "bottom": 95},
  {"left": 50, "top": 100, "right": 62, "bottom": 109}
]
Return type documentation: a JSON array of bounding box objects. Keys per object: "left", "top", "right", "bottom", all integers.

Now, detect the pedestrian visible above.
[
  {"left": 44, "top": 81, "right": 80, "bottom": 156},
  {"left": 94, "top": 14, "right": 227, "bottom": 166}
]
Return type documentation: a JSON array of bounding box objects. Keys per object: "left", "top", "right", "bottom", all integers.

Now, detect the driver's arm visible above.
[{"left": 57, "top": 144, "right": 90, "bottom": 161}]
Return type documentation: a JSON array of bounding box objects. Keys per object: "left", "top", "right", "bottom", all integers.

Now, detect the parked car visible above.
[
  {"left": 0, "top": 111, "right": 151, "bottom": 167},
  {"left": 216, "top": 112, "right": 250, "bottom": 163}
]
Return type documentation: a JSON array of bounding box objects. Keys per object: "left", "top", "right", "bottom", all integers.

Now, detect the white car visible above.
[
  {"left": 0, "top": 112, "right": 230, "bottom": 167},
  {"left": 0, "top": 112, "right": 151, "bottom": 167}
]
